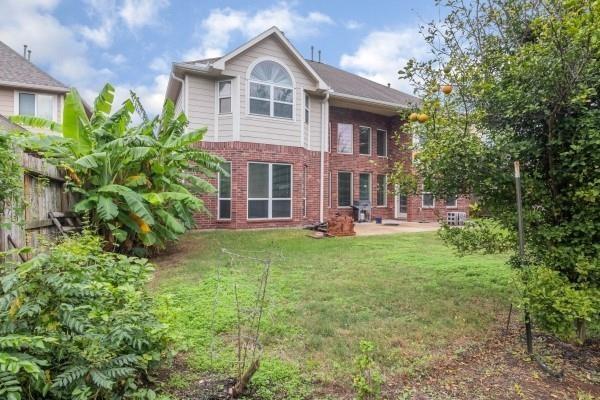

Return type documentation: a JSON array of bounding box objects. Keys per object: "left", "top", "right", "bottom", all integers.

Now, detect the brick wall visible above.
[
  {"left": 193, "top": 106, "right": 469, "bottom": 229},
  {"left": 195, "top": 141, "right": 327, "bottom": 229}
]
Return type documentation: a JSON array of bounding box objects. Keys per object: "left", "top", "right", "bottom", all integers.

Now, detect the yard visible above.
[{"left": 150, "top": 229, "right": 599, "bottom": 399}]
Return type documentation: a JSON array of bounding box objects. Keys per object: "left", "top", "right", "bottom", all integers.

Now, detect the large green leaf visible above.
[
  {"left": 156, "top": 210, "right": 185, "bottom": 234},
  {"left": 74, "top": 153, "right": 106, "bottom": 169},
  {"left": 8, "top": 116, "right": 62, "bottom": 132},
  {"left": 62, "top": 89, "right": 91, "bottom": 156},
  {"left": 90, "top": 84, "right": 115, "bottom": 128},
  {"left": 97, "top": 195, "right": 119, "bottom": 221},
  {"left": 98, "top": 184, "right": 154, "bottom": 225}
]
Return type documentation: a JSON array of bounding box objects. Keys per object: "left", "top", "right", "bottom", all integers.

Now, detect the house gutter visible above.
[
  {"left": 170, "top": 72, "right": 186, "bottom": 114},
  {"left": 319, "top": 91, "right": 330, "bottom": 223}
]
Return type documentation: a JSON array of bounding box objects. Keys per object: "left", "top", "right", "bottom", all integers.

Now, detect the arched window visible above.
[{"left": 249, "top": 60, "right": 294, "bottom": 119}]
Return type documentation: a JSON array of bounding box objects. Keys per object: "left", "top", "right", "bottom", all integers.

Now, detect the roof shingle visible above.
[
  {"left": 306, "top": 60, "right": 420, "bottom": 107},
  {"left": 0, "top": 41, "right": 68, "bottom": 91}
]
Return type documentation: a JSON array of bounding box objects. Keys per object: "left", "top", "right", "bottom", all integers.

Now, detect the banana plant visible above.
[{"left": 12, "top": 84, "right": 223, "bottom": 254}]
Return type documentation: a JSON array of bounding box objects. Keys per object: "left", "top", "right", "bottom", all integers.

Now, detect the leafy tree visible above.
[
  {"left": 395, "top": 0, "right": 599, "bottom": 341},
  {"left": 0, "top": 132, "right": 23, "bottom": 230},
  {"left": 12, "top": 84, "right": 223, "bottom": 254}
]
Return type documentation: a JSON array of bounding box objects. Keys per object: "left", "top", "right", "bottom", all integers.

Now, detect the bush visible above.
[{"left": 0, "top": 233, "right": 169, "bottom": 399}]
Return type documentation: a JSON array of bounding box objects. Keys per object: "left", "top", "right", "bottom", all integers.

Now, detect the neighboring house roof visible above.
[
  {"left": 307, "top": 60, "right": 420, "bottom": 108},
  {"left": 0, "top": 114, "right": 26, "bottom": 132},
  {"left": 0, "top": 41, "right": 69, "bottom": 93}
]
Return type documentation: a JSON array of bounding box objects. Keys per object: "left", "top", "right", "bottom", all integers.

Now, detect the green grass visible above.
[{"left": 152, "top": 229, "right": 512, "bottom": 398}]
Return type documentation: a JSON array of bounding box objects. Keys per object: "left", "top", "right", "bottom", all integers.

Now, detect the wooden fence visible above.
[{"left": 0, "top": 152, "right": 75, "bottom": 253}]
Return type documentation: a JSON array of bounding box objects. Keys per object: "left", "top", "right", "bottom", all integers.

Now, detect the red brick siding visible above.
[{"left": 195, "top": 141, "right": 327, "bottom": 229}]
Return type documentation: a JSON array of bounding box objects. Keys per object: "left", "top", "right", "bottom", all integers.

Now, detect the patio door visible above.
[{"left": 395, "top": 193, "right": 408, "bottom": 219}]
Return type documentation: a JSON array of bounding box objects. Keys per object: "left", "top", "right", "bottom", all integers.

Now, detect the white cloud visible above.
[
  {"left": 184, "top": 2, "right": 334, "bottom": 61},
  {"left": 149, "top": 56, "right": 170, "bottom": 72},
  {"left": 345, "top": 20, "right": 363, "bottom": 30},
  {"left": 340, "top": 28, "right": 426, "bottom": 95},
  {"left": 119, "top": 0, "right": 169, "bottom": 30},
  {"left": 0, "top": 0, "right": 167, "bottom": 117}
]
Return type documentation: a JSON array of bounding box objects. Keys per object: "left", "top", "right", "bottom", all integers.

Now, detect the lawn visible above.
[{"left": 151, "top": 229, "right": 512, "bottom": 399}]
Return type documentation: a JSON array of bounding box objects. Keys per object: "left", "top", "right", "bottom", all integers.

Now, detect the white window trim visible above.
[
  {"left": 359, "top": 126, "right": 372, "bottom": 156},
  {"left": 445, "top": 195, "right": 458, "bottom": 208},
  {"left": 217, "top": 80, "right": 232, "bottom": 115},
  {"left": 422, "top": 192, "right": 435, "bottom": 208},
  {"left": 246, "top": 57, "right": 296, "bottom": 121},
  {"left": 247, "top": 162, "right": 293, "bottom": 220},
  {"left": 14, "top": 91, "right": 58, "bottom": 122},
  {"left": 359, "top": 172, "right": 372, "bottom": 203},
  {"left": 217, "top": 161, "right": 232, "bottom": 221},
  {"left": 337, "top": 171, "right": 353, "bottom": 208},
  {"left": 377, "top": 129, "right": 388, "bottom": 157},
  {"left": 337, "top": 123, "right": 354, "bottom": 154},
  {"left": 376, "top": 175, "right": 387, "bottom": 207}
]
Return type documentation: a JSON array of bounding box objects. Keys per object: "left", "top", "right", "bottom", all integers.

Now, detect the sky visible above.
[{"left": 0, "top": 0, "right": 442, "bottom": 116}]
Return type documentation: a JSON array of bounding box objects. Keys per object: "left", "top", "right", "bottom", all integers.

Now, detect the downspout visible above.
[
  {"left": 319, "top": 91, "right": 330, "bottom": 223},
  {"left": 171, "top": 72, "right": 185, "bottom": 114}
]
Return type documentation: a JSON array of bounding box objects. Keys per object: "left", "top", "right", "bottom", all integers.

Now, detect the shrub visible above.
[
  {"left": 0, "top": 233, "right": 169, "bottom": 399},
  {"left": 352, "top": 340, "right": 383, "bottom": 400},
  {"left": 14, "top": 84, "right": 223, "bottom": 255}
]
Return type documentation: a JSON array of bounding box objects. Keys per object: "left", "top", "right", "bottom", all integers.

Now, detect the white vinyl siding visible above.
[
  {"left": 187, "top": 75, "right": 217, "bottom": 140},
  {"left": 0, "top": 88, "right": 14, "bottom": 116},
  {"left": 221, "top": 36, "right": 321, "bottom": 148}
]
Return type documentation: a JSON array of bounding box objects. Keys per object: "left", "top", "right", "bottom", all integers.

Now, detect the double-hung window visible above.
[
  {"left": 249, "top": 60, "right": 293, "bottom": 119},
  {"left": 218, "top": 81, "right": 232, "bottom": 114},
  {"left": 422, "top": 191, "right": 435, "bottom": 208},
  {"left": 337, "top": 123, "right": 353, "bottom": 154},
  {"left": 359, "top": 173, "right": 371, "bottom": 202},
  {"left": 337, "top": 172, "right": 352, "bottom": 207},
  {"left": 445, "top": 195, "right": 458, "bottom": 208},
  {"left": 18, "top": 92, "right": 54, "bottom": 120},
  {"left": 248, "top": 162, "right": 292, "bottom": 219},
  {"left": 376, "top": 129, "right": 387, "bottom": 156},
  {"left": 304, "top": 93, "right": 310, "bottom": 124},
  {"left": 359, "top": 126, "right": 371, "bottom": 155},
  {"left": 376, "top": 175, "right": 387, "bottom": 206},
  {"left": 218, "top": 162, "right": 232, "bottom": 219}
]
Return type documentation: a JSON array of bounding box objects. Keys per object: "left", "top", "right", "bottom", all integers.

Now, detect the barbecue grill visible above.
[{"left": 352, "top": 200, "right": 372, "bottom": 222}]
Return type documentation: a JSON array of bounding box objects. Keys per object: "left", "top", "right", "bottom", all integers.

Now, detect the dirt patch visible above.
[{"left": 387, "top": 318, "right": 600, "bottom": 400}]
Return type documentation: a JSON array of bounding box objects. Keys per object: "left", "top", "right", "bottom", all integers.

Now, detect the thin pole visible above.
[{"left": 514, "top": 161, "right": 533, "bottom": 354}]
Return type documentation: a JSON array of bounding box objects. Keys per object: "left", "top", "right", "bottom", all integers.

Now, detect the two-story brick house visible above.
[{"left": 165, "top": 27, "right": 468, "bottom": 229}]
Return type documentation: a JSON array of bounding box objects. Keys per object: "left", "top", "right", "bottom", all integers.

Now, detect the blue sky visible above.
[{"left": 0, "top": 0, "right": 440, "bottom": 115}]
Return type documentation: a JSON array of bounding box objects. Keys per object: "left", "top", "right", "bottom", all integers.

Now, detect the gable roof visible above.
[
  {"left": 307, "top": 61, "right": 419, "bottom": 108},
  {"left": 0, "top": 41, "right": 69, "bottom": 93}
]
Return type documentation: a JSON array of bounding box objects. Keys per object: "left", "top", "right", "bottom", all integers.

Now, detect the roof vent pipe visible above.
[
  {"left": 387, "top": 83, "right": 391, "bottom": 88},
  {"left": 318, "top": 50, "right": 321, "bottom": 63},
  {"left": 27, "top": 50, "right": 31, "bottom": 61},
  {"left": 23, "top": 45, "right": 27, "bottom": 58},
  {"left": 310, "top": 45, "right": 314, "bottom": 61}
]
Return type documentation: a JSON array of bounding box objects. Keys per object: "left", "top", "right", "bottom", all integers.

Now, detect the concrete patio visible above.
[{"left": 353, "top": 220, "right": 440, "bottom": 236}]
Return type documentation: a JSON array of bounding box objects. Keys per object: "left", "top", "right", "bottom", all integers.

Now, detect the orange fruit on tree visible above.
[
  {"left": 417, "top": 113, "right": 429, "bottom": 123},
  {"left": 441, "top": 85, "right": 453, "bottom": 95},
  {"left": 408, "top": 112, "right": 419, "bottom": 122}
]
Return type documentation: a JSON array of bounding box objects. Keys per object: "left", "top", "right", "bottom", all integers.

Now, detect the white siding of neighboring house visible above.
[
  {"left": 174, "top": 90, "right": 183, "bottom": 115},
  {"left": 308, "top": 93, "right": 323, "bottom": 152},
  {"left": 0, "top": 88, "right": 14, "bottom": 116},
  {"left": 187, "top": 75, "right": 215, "bottom": 140},
  {"left": 222, "top": 36, "right": 321, "bottom": 147}
]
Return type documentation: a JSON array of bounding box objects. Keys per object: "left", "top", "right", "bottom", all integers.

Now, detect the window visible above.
[
  {"left": 445, "top": 195, "right": 458, "bottom": 208},
  {"left": 337, "top": 123, "right": 353, "bottom": 154},
  {"left": 338, "top": 172, "right": 352, "bottom": 207},
  {"left": 359, "top": 173, "right": 371, "bottom": 201},
  {"left": 18, "top": 93, "right": 54, "bottom": 120},
  {"left": 218, "top": 81, "right": 232, "bottom": 114},
  {"left": 249, "top": 60, "right": 293, "bottom": 119},
  {"left": 304, "top": 93, "right": 310, "bottom": 124},
  {"left": 248, "top": 162, "right": 292, "bottom": 219},
  {"left": 359, "top": 126, "right": 371, "bottom": 155},
  {"left": 422, "top": 192, "right": 435, "bottom": 208},
  {"left": 376, "top": 129, "right": 387, "bottom": 156},
  {"left": 218, "top": 162, "right": 232, "bottom": 219},
  {"left": 376, "top": 175, "right": 387, "bottom": 206}
]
